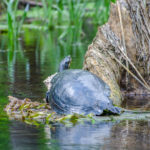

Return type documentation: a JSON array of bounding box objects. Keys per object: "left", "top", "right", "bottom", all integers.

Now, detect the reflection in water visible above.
[
  {"left": 122, "top": 96, "right": 150, "bottom": 110},
  {"left": 50, "top": 122, "right": 115, "bottom": 150},
  {"left": 9, "top": 121, "right": 51, "bottom": 150},
  {"left": 7, "top": 120, "right": 150, "bottom": 150},
  {"left": 108, "top": 120, "right": 150, "bottom": 150},
  {"left": 48, "top": 120, "right": 150, "bottom": 150},
  {"left": 10, "top": 121, "right": 39, "bottom": 150}
]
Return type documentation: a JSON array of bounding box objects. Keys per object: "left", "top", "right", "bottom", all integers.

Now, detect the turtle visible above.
[{"left": 45, "top": 55, "right": 121, "bottom": 115}]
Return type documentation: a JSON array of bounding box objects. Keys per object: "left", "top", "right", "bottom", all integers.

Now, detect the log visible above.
[
  {"left": 83, "top": 25, "right": 123, "bottom": 106},
  {"left": 83, "top": 0, "right": 150, "bottom": 105}
]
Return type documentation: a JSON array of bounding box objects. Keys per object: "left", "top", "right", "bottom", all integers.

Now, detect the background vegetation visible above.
[
  {"left": 0, "top": 0, "right": 116, "bottom": 81},
  {"left": 1, "top": 0, "right": 115, "bottom": 49}
]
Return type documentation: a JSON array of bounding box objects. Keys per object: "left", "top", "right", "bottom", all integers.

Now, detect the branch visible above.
[{"left": 19, "top": 0, "right": 43, "bottom": 7}]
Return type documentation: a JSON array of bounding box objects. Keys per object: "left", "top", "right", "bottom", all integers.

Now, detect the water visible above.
[
  {"left": 1, "top": 29, "right": 150, "bottom": 150},
  {"left": 6, "top": 120, "right": 150, "bottom": 150}
]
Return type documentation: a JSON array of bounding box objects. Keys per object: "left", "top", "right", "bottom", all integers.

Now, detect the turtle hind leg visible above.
[{"left": 106, "top": 105, "right": 121, "bottom": 115}]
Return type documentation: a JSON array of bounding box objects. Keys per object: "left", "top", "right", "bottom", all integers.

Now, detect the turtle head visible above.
[{"left": 59, "top": 55, "right": 72, "bottom": 72}]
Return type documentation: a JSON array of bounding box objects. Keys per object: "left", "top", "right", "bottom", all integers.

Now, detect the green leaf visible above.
[
  {"left": 91, "top": 119, "right": 96, "bottom": 124},
  {"left": 24, "top": 119, "right": 40, "bottom": 126},
  {"left": 111, "top": 0, "right": 116, "bottom": 3},
  {"left": 36, "top": 104, "right": 47, "bottom": 109},
  {"left": 46, "top": 113, "right": 55, "bottom": 124},
  {"left": 29, "top": 112, "right": 40, "bottom": 118},
  {"left": 19, "top": 103, "right": 25, "bottom": 111},
  {"left": 23, "top": 103, "right": 31, "bottom": 109}
]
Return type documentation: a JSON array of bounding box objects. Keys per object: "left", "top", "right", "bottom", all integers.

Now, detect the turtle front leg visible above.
[{"left": 46, "top": 91, "right": 50, "bottom": 103}]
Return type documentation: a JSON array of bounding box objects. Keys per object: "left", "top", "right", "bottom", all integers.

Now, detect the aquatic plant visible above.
[
  {"left": 3, "top": 0, "right": 29, "bottom": 49},
  {"left": 5, "top": 96, "right": 150, "bottom": 127},
  {"left": 41, "top": 0, "right": 54, "bottom": 29},
  {"left": 93, "top": 0, "right": 112, "bottom": 25},
  {"left": 40, "top": 0, "right": 116, "bottom": 50},
  {"left": 5, "top": 96, "right": 96, "bottom": 126},
  {"left": 0, "top": 0, "right": 116, "bottom": 55}
]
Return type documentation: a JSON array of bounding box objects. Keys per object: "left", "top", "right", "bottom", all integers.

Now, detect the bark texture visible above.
[
  {"left": 83, "top": 25, "right": 123, "bottom": 106},
  {"left": 83, "top": 0, "right": 150, "bottom": 105}
]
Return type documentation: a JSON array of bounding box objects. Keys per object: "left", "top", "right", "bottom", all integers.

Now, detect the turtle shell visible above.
[{"left": 47, "top": 69, "right": 121, "bottom": 115}]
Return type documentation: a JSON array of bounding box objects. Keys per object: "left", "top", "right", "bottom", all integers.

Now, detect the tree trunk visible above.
[{"left": 83, "top": 0, "right": 150, "bottom": 105}]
